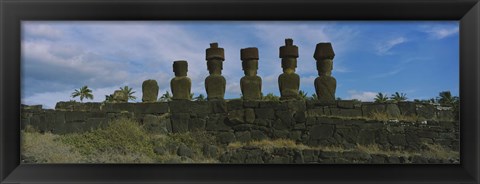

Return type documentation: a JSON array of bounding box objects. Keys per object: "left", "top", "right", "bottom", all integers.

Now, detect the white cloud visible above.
[
  {"left": 421, "top": 25, "right": 459, "bottom": 39},
  {"left": 347, "top": 90, "right": 378, "bottom": 102},
  {"left": 375, "top": 37, "right": 407, "bottom": 55},
  {"left": 23, "top": 24, "right": 63, "bottom": 40}
]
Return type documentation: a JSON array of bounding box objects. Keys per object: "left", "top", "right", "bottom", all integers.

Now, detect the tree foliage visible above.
[{"left": 71, "top": 86, "right": 94, "bottom": 102}]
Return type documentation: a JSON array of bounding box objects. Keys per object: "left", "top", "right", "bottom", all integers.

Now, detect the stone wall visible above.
[{"left": 21, "top": 100, "right": 459, "bottom": 153}]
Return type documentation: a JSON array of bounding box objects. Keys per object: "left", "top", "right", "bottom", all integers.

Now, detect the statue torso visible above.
[
  {"left": 171, "top": 77, "right": 191, "bottom": 100},
  {"left": 241, "top": 76, "right": 262, "bottom": 100},
  {"left": 205, "top": 75, "right": 226, "bottom": 100}
]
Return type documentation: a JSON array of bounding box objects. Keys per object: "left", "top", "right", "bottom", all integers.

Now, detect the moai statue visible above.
[
  {"left": 240, "top": 47, "right": 262, "bottom": 100},
  {"left": 313, "top": 43, "right": 336, "bottom": 102},
  {"left": 112, "top": 90, "right": 128, "bottom": 103},
  {"left": 142, "top": 79, "right": 159, "bottom": 102},
  {"left": 170, "top": 60, "right": 192, "bottom": 100},
  {"left": 278, "top": 38, "right": 300, "bottom": 100},
  {"left": 205, "top": 43, "right": 226, "bottom": 100}
]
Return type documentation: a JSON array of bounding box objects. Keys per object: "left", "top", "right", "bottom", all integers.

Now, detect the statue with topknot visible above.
[
  {"left": 240, "top": 47, "right": 262, "bottom": 100},
  {"left": 170, "top": 60, "right": 192, "bottom": 100},
  {"left": 278, "top": 38, "right": 300, "bottom": 100},
  {"left": 205, "top": 43, "right": 226, "bottom": 100},
  {"left": 313, "top": 42, "right": 336, "bottom": 102}
]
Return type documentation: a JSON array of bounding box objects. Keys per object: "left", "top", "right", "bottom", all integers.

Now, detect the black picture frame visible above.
[{"left": 1, "top": 0, "right": 479, "bottom": 183}]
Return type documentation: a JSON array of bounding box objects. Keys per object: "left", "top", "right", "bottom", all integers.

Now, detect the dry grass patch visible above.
[{"left": 21, "top": 131, "right": 85, "bottom": 163}]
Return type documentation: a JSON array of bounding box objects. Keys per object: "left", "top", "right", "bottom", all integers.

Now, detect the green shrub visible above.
[{"left": 60, "top": 118, "right": 156, "bottom": 160}]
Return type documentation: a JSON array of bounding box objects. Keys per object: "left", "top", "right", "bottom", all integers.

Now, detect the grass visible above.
[{"left": 21, "top": 118, "right": 219, "bottom": 163}]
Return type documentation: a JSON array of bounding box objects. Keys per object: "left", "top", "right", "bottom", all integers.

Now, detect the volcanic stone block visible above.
[
  {"left": 171, "top": 60, "right": 192, "bottom": 100},
  {"left": 254, "top": 108, "right": 275, "bottom": 119},
  {"left": 210, "top": 100, "right": 227, "bottom": 113},
  {"left": 142, "top": 79, "right": 159, "bottom": 102},
  {"left": 170, "top": 113, "right": 189, "bottom": 133},
  {"left": 330, "top": 108, "right": 362, "bottom": 117},
  {"left": 227, "top": 99, "right": 243, "bottom": 111},
  {"left": 337, "top": 100, "right": 357, "bottom": 109},
  {"left": 188, "top": 118, "right": 206, "bottom": 131},
  {"left": 169, "top": 100, "right": 191, "bottom": 113},
  {"left": 385, "top": 104, "right": 401, "bottom": 118},
  {"left": 133, "top": 102, "right": 169, "bottom": 114},
  {"left": 357, "top": 129, "right": 376, "bottom": 145},
  {"left": 235, "top": 131, "right": 252, "bottom": 142},
  {"left": 65, "top": 111, "right": 86, "bottom": 123},
  {"left": 217, "top": 132, "right": 236, "bottom": 144},
  {"left": 85, "top": 118, "right": 107, "bottom": 130},
  {"left": 251, "top": 130, "right": 268, "bottom": 140},
  {"left": 310, "top": 124, "right": 335, "bottom": 141},
  {"left": 437, "top": 110, "right": 455, "bottom": 121},
  {"left": 55, "top": 101, "right": 76, "bottom": 111},
  {"left": 388, "top": 134, "right": 407, "bottom": 148},
  {"left": 397, "top": 102, "right": 417, "bottom": 116},
  {"left": 143, "top": 114, "right": 168, "bottom": 134},
  {"left": 361, "top": 103, "right": 386, "bottom": 117},
  {"left": 103, "top": 103, "right": 135, "bottom": 113},
  {"left": 227, "top": 110, "right": 244, "bottom": 124},
  {"left": 416, "top": 104, "right": 436, "bottom": 120},
  {"left": 244, "top": 108, "right": 256, "bottom": 124}
]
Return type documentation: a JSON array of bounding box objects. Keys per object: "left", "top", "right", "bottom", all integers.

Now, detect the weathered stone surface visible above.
[
  {"left": 385, "top": 104, "right": 401, "bottom": 118},
  {"left": 217, "top": 132, "right": 235, "bottom": 144},
  {"left": 330, "top": 108, "right": 362, "bottom": 117},
  {"left": 205, "top": 43, "right": 226, "bottom": 100},
  {"left": 133, "top": 102, "right": 169, "bottom": 114},
  {"left": 362, "top": 103, "right": 386, "bottom": 117},
  {"left": 314, "top": 75, "right": 336, "bottom": 102},
  {"left": 227, "top": 110, "right": 244, "bottom": 125},
  {"left": 171, "top": 60, "right": 192, "bottom": 100},
  {"left": 112, "top": 90, "right": 128, "bottom": 103},
  {"left": 203, "top": 145, "right": 219, "bottom": 158},
  {"left": 170, "top": 113, "right": 189, "bottom": 133},
  {"left": 142, "top": 79, "right": 159, "bottom": 102},
  {"left": 397, "top": 102, "right": 417, "bottom": 116},
  {"left": 235, "top": 131, "right": 252, "bottom": 142},
  {"left": 244, "top": 108, "right": 256, "bottom": 124},
  {"left": 416, "top": 104, "right": 436, "bottom": 120},
  {"left": 251, "top": 130, "right": 268, "bottom": 140},
  {"left": 227, "top": 99, "right": 243, "bottom": 111},
  {"left": 177, "top": 143, "right": 194, "bottom": 158},
  {"left": 337, "top": 100, "right": 356, "bottom": 109},
  {"left": 310, "top": 124, "right": 335, "bottom": 140},
  {"left": 103, "top": 103, "right": 135, "bottom": 113},
  {"left": 188, "top": 118, "right": 206, "bottom": 131},
  {"left": 255, "top": 108, "right": 275, "bottom": 119}
]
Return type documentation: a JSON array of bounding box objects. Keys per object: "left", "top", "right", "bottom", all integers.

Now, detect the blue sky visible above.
[{"left": 21, "top": 21, "right": 459, "bottom": 109}]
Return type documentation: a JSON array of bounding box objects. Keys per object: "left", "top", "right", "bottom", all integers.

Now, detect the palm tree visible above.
[
  {"left": 390, "top": 92, "right": 407, "bottom": 103},
  {"left": 310, "top": 93, "right": 318, "bottom": 100},
  {"left": 119, "top": 86, "right": 136, "bottom": 102},
  {"left": 374, "top": 92, "right": 389, "bottom": 103},
  {"left": 104, "top": 94, "right": 114, "bottom": 103},
  {"left": 298, "top": 90, "right": 308, "bottom": 100},
  {"left": 437, "top": 91, "right": 455, "bottom": 106},
  {"left": 71, "top": 86, "right": 94, "bottom": 102},
  {"left": 194, "top": 94, "right": 206, "bottom": 101},
  {"left": 158, "top": 91, "right": 172, "bottom": 102}
]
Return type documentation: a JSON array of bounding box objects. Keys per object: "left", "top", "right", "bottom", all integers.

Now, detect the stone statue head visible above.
[
  {"left": 279, "top": 38, "right": 299, "bottom": 73},
  {"left": 314, "top": 43, "right": 335, "bottom": 76},
  {"left": 279, "top": 38, "right": 299, "bottom": 59},
  {"left": 207, "top": 60, "right": 223, "bottom": 75},
  {"left": 173, "top": 60, "right": 188, "bottom": 77},
  {"left": 241, "top": 47, "right": 259, "bottom": 76},
  {"left": 206, "top": 42, "right": 225, "bottom": 61},
  {"left": 317, "top": 59, "right": 333, "bottom": 76},
  {"left": 314, "top": 42, "right": 335, "bottom": 60},
  {"left": 206, "top": 43, "right": 225, "bottom": 75}
]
